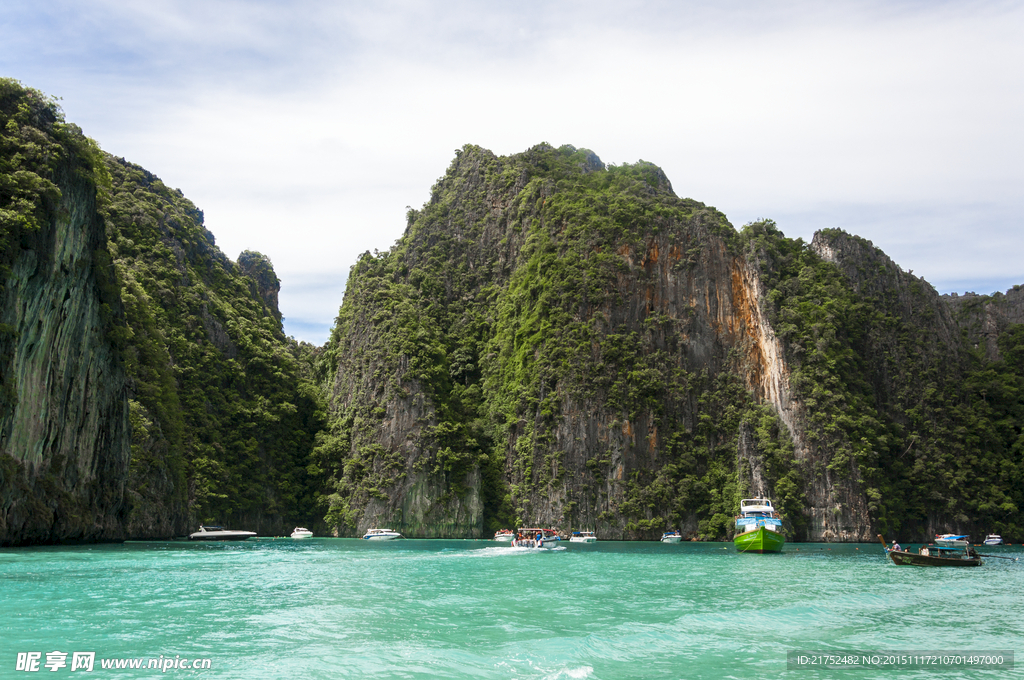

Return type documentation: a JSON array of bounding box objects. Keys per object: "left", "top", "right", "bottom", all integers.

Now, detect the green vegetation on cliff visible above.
[
  {"left": 0, "top": 79, "right": 111, "bottom": 409},
  {"left": 319, "top": 144, "right": 1021, "bottom": 541},
  {"left": 318, "top": 144, "right": 800, "bottom": 538},
  {"left": 742, "top": 220, "right": 1024, "bottom": 537},
  {"left": 1, "top": 79, "right": 130, "bottom": 545},
  {"left": 100, "top": 157, "right": 325, "bottom": 533},
  {"left": 4, "top": 80, "right": 1021, "bottom": 543}
]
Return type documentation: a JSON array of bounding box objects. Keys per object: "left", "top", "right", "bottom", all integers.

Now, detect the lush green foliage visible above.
[
  {"left": 742, "top": 220, "right": 1024, "bottom": 537},
  {"left": 319, "top": 144, "right": 798, "bottom": 538},
  {"left": 7, "top": 83, "right": 1018, "bottom": 543},
  {"left": 0, "top": 79, "right": 111, "bottom": 411},
  {"left": 100, "top": 156, "right": 324, "bottom": 529}
]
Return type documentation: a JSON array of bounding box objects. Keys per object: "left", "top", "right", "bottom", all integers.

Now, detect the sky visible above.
[{"left": 3, "top": 1, "right": 1022, "bottom": 344}]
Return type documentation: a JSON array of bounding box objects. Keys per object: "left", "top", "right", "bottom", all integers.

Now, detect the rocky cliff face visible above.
[
  {"left": 320, "top": 144, "right": 801, "bottom": 539},
  {"left": 101, "top": 156, "right": 323, "bottom": 539},
  {"left": 238, "top": 250, "right": 282, "bottom": 322},
  {"left": 2, "top": 81, "right": 323, "bottom": 544},
  {"left": 5, "top": 81, "right": 1019, "bottom": 545},
  {"left": 0, "top": 84, "right": 130, "bottom": 545},
  {"left": 322, "top": 144, "right": 1024, "bottom": 542},
  {"left": 944, "top": 286, "right": 1024, "bottom": 362}
]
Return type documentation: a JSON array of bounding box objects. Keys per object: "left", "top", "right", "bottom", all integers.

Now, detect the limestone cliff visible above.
[
  {"left": 944, "top": 286, "right": 1024, "bottom": 362},
  {"left": 319, "top": 144, "right": 801, "bottom": 539},
  {"left": 0, "top": 82, "right": 130, "bottom": 545},
  {"left": 321, "top": 144, "right": 1024, "bottom": 542},
  {"left": 1, "top": 80, "right": 323, "bottom": 544},
  {"left": 5, "top": 81, "right": 1019, "bottom": 545},
  {"left": 101, "top": 157, "right": 323, "bottom": 538},
  {"left": 238, "top": 249, "right": 282, "bottom": 322}
]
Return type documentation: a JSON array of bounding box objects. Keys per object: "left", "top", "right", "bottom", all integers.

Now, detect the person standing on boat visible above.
[{"left": 891, "top": 541, "right": 901, "bottom": 552}]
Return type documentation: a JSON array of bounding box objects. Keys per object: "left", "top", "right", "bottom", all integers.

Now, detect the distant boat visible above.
[
  {"left": 290, "top": 527, "right": 313, "bottom": 539},
  {"left": 570, "top": 531, "right": 597, "bottom": 543},
  {"left": 362, "top": 528, "right": 403, "bottom": 540},
  {"left": 493, "top": 529, "right": 515, "bottom": 542},
  {"left": 984, "top": 534, "right": 1004, "bottom": 546},
  {"left": 733, "top": 498, "right": 785, "bottom": 553},
  {"left": 879, "top": 535, "right": 982, "bottom": 567},
  {"left": 660, "top": 530, "right": 682, "bottom": 543},
  {"left": 934, "top": 534, "right": 969, "bottom": 548},
  {"left": 188, "top": 525, "right": 256, "bottom": 541}
]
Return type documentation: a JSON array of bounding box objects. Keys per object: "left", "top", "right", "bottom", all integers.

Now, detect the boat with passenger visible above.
[
  {"left": 493, "top": 529, "right": 515, "bottom": 542},
  {"left": 290, "top": 527, "right": 313, "bottom": 539},
  {"left": 934, "top": 534, "right": 970, "bottom": 548},
  {"left": 733, "top": 498, "right": 785, "bottom": 553},
  {"left": 362, "top": 528, "right": 403, "bottom": 540},
  {"left": 511, "top": 528, "right": 559, "bottom": 548},
  {"left": 984, "top": 534, "right": 1004, "bottom": 546},
  {"left": 187, "top": 525, "right": 257, "bottom": 541},
  {"left": 660, "top": 530, "right": 682, "bottom": 543},
  {"left": 879, "top": 535, "right": 982, "bottom": 567},
  {"left": 570, "top": 531, "right": 597, "bottom": 543}
]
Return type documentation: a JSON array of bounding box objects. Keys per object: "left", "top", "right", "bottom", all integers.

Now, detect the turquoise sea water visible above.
[{"left": 2, "top": 540, "right": 1022, "bottom": 679}]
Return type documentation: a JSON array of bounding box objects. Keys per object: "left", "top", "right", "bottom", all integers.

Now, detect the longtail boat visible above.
[{"left": 878, "top": 534, "right": 982, "bottom": 567}]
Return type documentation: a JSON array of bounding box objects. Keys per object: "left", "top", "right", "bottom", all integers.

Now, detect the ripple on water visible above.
[{"left": 2, "top": 541, "right": 1023, "bottom": 678}]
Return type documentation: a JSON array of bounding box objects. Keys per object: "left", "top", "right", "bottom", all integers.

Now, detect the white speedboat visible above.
[
  {"left": 570, "top": 531, "right": 597, "bottom": 543},
  {"left": 661, "top": 530, "right": 682, "bottom": 543},
  {"left": 188, "top": 525, "right": 257, "bottom": 541},
  {"left": 934, "top": 534, "right": 969, "bottom": 548},
  {"left": 984, "top": 534, "right": 1004, "bottom": 546},
  {"left": 494, "top": 529, "right": 515, "bottom": 542},
  {"left": 290, "top": 527, "right": 313, "bottom": 539},
  {"left": 362, "top": 528, "right": 403, "bottom": 540}
]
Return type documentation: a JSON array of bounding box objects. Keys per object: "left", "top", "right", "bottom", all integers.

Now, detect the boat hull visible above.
[
  {"left": 734, "top": 526, "right": 785, "bottom": 553},
  {"left": 570, "top": 537, "right": 597, "bottom": 543},
  {"left": 661, "top": 534, "right": 682, "bottom": 543},
  {"left": 887, "top": 550, "right": 982, "bottom": 567},
  {"left": 494, "top": 534, "right": 515, "bottom": 542},
  {"left": 188, "top": 532, "right": 256, "bottom": 541},
  {"left": 511, "top": 538, "right": 559, "bottom": 548}
]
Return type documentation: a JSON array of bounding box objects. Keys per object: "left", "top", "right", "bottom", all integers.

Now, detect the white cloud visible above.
[{"left": 3, "top": 1, "right": 1022, "bottom": 342}]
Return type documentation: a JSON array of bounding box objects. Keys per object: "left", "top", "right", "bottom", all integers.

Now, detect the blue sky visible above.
[{"left": 3, "top": 1, "right": 1022, "bottom": 344}]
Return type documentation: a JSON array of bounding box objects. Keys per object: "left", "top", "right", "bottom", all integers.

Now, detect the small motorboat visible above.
[
  {"left": 984, "top": 534, "right": 1004, "bottom": 546},
  {"left": 570, "top": 531, "right": 597, "bottom": 543},
  {"left": 934, "top": 534, "right": 969, "bottom": 548},
  {"left": 188, "top": 525, "right": 257, "bottom": 541},
  {"left": 290, "top": 527, "right": 313, "bottom": 539},
  {"left": 362, "top": 528, "right": 403, "bottom": 540},
  {"left": 512, "top": 528, "right": 559, "bottom": 548},
  {"left": 661, "top": 530, "right": 682, "bottom": 544},
  {"left": 494, "top": 529, "right": 515, "bottom": 542}
]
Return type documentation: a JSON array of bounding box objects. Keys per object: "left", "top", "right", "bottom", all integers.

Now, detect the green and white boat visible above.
[{"left": 733, "top": 498, "right": 785, "bottom": 553}]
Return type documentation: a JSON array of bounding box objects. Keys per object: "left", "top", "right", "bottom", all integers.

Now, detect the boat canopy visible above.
[{"left": 739, "top": 499, "right": 774, "bottom": 513}]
